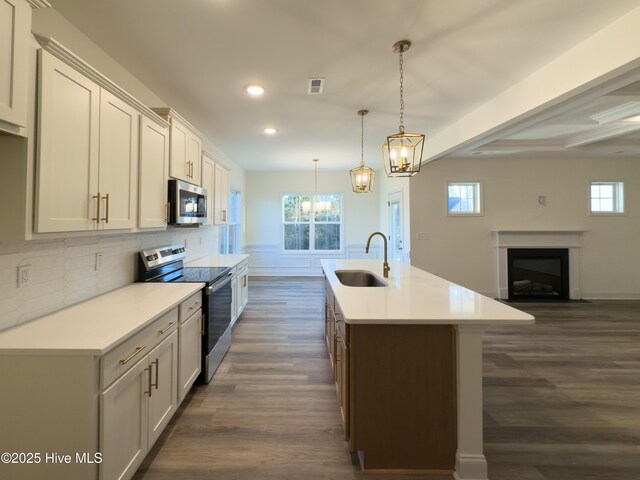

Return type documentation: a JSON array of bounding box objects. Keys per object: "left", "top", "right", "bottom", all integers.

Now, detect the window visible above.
[
  {"left": 282, "top": 194, "right": 342, "bottom": 251},
  {"left": 220, "top": 190, "right": 242, "bottom": 253},
  {"left": 447, "top": 182, "right": 482, "bottom": 215},
  {"left": 590, "top": 182, "right": 624, "bottom": 214}
]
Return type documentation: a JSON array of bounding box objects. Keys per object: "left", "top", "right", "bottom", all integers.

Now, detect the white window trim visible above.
[
  {"left": 281, "top": 192, "right": 345, "bottom": 254},
  {"left": 589, "top": 181, "right": 625, "bottom": 216},
  {"left": 446, "top": 181, "right": 483, "bottom": 217}
]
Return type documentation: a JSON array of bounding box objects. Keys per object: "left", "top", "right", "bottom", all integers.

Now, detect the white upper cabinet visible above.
[
  {"left": 152, "top": 108, "right": 204, "bottom": 186},
  {"left": 0, "top": 0, "right": 30, "bottom": 133},
  {"left": 98, "top": 89, "right": 139, "bottom": 230},
  {"left": 201, "top": 152, "right": 215, "bottom": 225},
  {"left": 139, "top": 115, "right": 170, "bottom": 229},
  {"left": 33, "top": 37, "right": 170, "bottom": 235},
  {"left": 35, "top": 51, "right": 100, "bottom": 233},
  {"left": 35, "top": 50, "right": 140, "bottom": 233},
  {"left": 214, "top": 162, "right": 230, "bottom": 225}
]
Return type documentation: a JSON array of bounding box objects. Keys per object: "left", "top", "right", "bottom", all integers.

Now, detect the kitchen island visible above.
[{"left": 321, "top": 259, "right": 534, "bottom": 479}]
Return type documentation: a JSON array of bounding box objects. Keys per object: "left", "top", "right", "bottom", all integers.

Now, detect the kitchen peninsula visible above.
[{"left": 321, "top": 259, "right": 534, "bottom": 480}]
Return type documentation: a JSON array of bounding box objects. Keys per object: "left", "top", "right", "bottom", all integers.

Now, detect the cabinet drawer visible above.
[
  {"left": 179, "top": 291, "right": 203, "bottom": 322},
  {"left": 101, "top": 308, "right": 178, "bottom": 389},
  {"left": 237, "top": 259, "right": 249, "bottom": 272}
]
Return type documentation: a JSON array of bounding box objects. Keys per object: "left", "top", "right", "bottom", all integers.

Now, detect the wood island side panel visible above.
[{"left": 349, "top": 324, "right": 457, "bottom": 472}]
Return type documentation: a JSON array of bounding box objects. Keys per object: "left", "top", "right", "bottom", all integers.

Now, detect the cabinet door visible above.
[
  {"left": 98, "top": 89, "right": 139, "bottom": 230},
  {"left": 214, "top": 163, "right": 230, "bottom": 224},
  {"left": 178, "top": 311, "right": 202, "bottom": 402},
  {"left": 242, "top": 272, "right": 249, "bottom": 309},
  {"left": 139, "top": 115, "right": 169, "bottom": 228},
  {"left": 35, "top": 50, "right": 100, "bottom": 233},
  {"left": 201, "top": 155, "right": 215, "bottom": 225},
  {"left": 230, "top": 275, "right": 238, "bottom": 326},
  {"left": 148, "top": 331, "right": 178, "bottom": 448},
  {"left": 100, "top": 357, "right": 150, "bottom": 480},
  {"left": 0, "top": 0, "right": 29, "bottom": 129},
  {"left": 187, "top": 133, "right": 202, "bottom": 185},
  {"left": 169, "top": 118, "right": 189, "bottom": 182},
  {"left": 335, "top": 331, "right": 349, "bottom": 438}
]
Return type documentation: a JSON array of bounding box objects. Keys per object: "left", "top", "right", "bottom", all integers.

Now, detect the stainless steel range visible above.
[{"left": 137, "top": 244, "right": 232, "bottom": 382}]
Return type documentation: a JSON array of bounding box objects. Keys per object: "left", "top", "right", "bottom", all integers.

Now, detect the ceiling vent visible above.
[{"left": 308, "top": 78, "right": 325, "bottom": 95}]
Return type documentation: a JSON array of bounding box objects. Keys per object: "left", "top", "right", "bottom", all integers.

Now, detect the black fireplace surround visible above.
[{"left": 507, "top": 248, "right": 569, "bottom": 301}]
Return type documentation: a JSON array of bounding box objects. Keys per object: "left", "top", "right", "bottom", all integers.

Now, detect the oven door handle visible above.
[{"left": 205, "top": 272, "right": 233, "bottom": 295}]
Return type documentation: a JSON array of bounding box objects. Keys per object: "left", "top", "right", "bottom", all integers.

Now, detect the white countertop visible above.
[
  {"left": 0, "top": 283, "right": 204, "bottom": 356},
  {"left": 187, "top": 253, "right": 249, "bottom": 268},
  {"left": 321, "top": 259, "right": 534, "bottom": 326}
]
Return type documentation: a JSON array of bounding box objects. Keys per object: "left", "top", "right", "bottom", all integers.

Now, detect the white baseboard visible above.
[{"left": 453, "top": 452, "right": 488, "bottom": 480}]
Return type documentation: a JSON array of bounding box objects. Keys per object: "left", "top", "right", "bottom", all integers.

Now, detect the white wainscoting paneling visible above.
[{"left": 246, "top": 244, "right": 380, "bottom": 276}]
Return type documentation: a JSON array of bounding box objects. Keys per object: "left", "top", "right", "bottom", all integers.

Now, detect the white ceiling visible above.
[{"left": 48, "top": 0, "right": 640, "bottom": 171}]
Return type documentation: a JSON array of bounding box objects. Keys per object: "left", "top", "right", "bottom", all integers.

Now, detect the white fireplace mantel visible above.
[{"left": 492, "top": 230, "right": 585, "bottom": 299}]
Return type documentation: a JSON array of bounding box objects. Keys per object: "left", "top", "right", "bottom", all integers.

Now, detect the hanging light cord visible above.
[
  {"left": 360, "top": 112, "right": 365, "bottom": 167},
  {"left": 399, "top": 45, "right": 405, "bottom": 133}
]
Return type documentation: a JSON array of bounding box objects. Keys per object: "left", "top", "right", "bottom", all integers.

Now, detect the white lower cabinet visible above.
[
  {"left": 178, "top": 309, "right": 203, "bottom": 402},
  {"left": 100, "top": 329, "right": 178, "bottom": 480},
  {"left": 100, "top": 357, "right": 149, "bottom": 480}
]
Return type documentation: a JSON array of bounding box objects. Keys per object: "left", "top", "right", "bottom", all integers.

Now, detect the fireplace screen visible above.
[{"left": 507, "top": 248, "right": 569, "bottom": 300}]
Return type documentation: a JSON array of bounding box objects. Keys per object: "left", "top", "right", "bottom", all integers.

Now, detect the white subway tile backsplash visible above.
[{"left": 0, "top": 227, "right": 220, "bottom": 330}]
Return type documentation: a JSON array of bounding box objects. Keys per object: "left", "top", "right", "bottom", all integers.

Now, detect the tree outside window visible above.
[{"left": 282, "top": 194, "right": 342, "bottom": 251}]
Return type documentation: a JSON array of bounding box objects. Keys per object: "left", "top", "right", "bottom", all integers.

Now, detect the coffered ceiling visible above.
[{"left": 45, "top": 0, "right": 640, "bottom": 170}]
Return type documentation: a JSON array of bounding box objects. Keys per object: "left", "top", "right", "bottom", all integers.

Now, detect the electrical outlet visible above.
[
  {"left": 95, "top": 253, "right": 104, "bottom": 271},
  {"left": 17, "top": 264, "right": 32, "bottom": 288}
]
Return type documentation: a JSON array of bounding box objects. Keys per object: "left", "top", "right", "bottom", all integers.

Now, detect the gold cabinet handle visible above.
[
  {"left": 92, "top": 192, "right": 101, "bottom": 223},
  {"left": 151, "top": 358, "right": 159, "bottom": 390},
  {"left": 101, "top": 193, "right": 110, "bottom": 223},
  {"left": 120, "top": 345, "right": 146, "bottom": 365},
  {"left": 145, "top": 365, "right": 153, "bottom": 397},
  {"left": 185, "top": 160, "right": 189, "bottom": 178},
  {"left": 189, "top": 161, "right": 193, "bottom": 178},
  {"left": 200, "top": 313, "right": 205, "bottom": 335},
  {"left": 159, "top": 321, "right": 175, "bottom": 334}
]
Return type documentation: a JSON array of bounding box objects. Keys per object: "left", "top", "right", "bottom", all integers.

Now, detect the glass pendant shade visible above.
[
  {"left": 382, "top": 131, "right": 424, "bottom": 177},
  {"left": 350, "top": 164, "right": 376, "bottom": 192},
  {"left": 350, "top": 109, "right": 375, "bottom": 193}
]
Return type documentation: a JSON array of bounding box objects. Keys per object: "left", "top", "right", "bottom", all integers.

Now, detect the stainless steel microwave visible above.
[{"left": 168, "top": 180, "right": 208, "bottom": 224}]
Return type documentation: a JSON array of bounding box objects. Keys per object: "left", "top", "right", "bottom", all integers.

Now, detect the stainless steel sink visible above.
[{"left": 334, "top": 270, "right": 387, "bottom": 287}]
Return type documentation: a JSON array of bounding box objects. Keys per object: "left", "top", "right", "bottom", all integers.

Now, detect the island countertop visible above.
[{"left": 321, "top": 259, "right": 534, "bottom": 325}]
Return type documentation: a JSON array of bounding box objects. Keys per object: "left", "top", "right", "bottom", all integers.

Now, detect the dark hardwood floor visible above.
[{"left": 134, "top": 278, "right": 640, "bottom": 480}]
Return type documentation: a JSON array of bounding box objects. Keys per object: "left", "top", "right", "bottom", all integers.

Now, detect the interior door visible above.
[{"left": 388, "top": 190, "right": 403, "bottom": 261}]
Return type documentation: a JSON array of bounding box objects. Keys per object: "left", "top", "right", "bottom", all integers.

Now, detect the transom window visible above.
[
  {"left": 447, "top": 182, "right": 482, "bottom": 215},
  {"left": 590, "top": 182, "right": 624, "bottom": 214},
  {"left": 282, "top": 194, "right": 342, "bottom": 251}
]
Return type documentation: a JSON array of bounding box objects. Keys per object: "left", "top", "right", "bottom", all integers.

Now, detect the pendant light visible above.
[
  {"left": 382, "top": 40, "right": 424, "bottom": 177},
  {"left": 350, "top": 109, "right": 376, "bottom": 193},
  {"left": 303, "top": 159, "right": 329, "bottom": 214}
]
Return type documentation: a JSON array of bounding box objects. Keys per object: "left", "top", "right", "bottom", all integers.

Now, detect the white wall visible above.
[
  {"left": 410, "top": 156, "right": 640, "bottom": 298},
  {"left": 245, "top": 171, "right": 381, "bottom": 275}
]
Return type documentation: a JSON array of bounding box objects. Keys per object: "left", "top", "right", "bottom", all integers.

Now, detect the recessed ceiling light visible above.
[
  {"left": 264, "top": 127, "right": 277, "bottom": 135},
  {"left": 246, "top": 84, "right": 265, "bottom": 96}
]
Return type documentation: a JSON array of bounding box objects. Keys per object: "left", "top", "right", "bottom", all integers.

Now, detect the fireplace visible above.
[
  {"left": 508, "top": 248, "right": 569, "bottom": 301},
  {"left": 493, "top": 230, "right": 583, "bottom": 300}
]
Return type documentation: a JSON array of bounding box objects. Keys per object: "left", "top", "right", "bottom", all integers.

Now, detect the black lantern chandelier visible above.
[
  {"left": 350, "top": 109, "right": 375, "bottom": 193},
  {"left": 382, "top": 40, "right": 424, "bottom": 177}
]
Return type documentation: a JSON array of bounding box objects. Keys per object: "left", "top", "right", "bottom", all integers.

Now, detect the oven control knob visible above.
[
  {"left": 153, "top": 254, "right": 158, "bottom": 259},
  {"left": 146, "top": 255, "right": 154, "bottom": 261}
]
